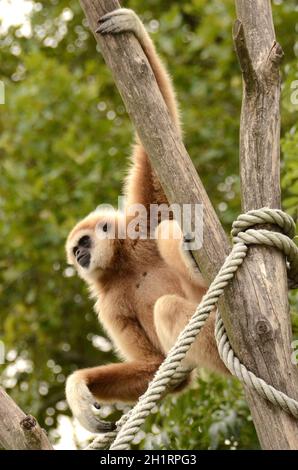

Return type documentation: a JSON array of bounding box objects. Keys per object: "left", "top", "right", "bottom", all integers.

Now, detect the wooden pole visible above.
[
  {"left": 0, "top": 387, "right": 53, "bottom": 450},
  {"left": 233, "top": 0, "right": 298, "bottom": 448},
  {"left": 79, "top": 0, "right": 298, "bottom": 448}
]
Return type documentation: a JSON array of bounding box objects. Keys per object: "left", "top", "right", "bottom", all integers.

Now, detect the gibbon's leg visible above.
[
  {"left": 66, "top": 361, "right": 161, "bottom": 433},
  {"left": 154, "top": 294, "right": 229, "bottom": 375},
  {"left": 155, "top": 219, "right": 207, "bottom": 290},
  {"left": 97, "top": 8, "right": 181, "bottom": 210}
]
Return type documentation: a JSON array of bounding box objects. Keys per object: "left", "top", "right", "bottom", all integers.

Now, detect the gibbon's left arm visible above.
[
  {"left": 65, "top": 361, "right": 162, "bottom": 433},
  {"left": 97, "top": 8, "right": 182, "bottom": 210},
  {"left": 65, "top": 311, "right": 191, "bottom": 433},
  {"left": 66, "top": 307, "right": 164, "bottom": 433}
]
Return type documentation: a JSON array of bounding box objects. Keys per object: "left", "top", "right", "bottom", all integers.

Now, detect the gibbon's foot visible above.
[
  {"left": 96, "top": 8, "right": 141, "bottom": 38},
  {"left": 65, "top": 373, "right": 116, "bottom": 433}
]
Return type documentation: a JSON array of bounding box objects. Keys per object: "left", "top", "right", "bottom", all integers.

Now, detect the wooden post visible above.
[
  {"left": 233, "top": 0, "right": 298, "bottom": 448},
  {"left": 79, "top": 0, "right": 298, "bottom": 448},
  {"left": 0, "top": 387, "right": 53, "bottom": 450}
]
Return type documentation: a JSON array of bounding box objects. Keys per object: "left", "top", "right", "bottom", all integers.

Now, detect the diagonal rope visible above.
[{"left": 86, "top": 208, "right": 298, "bottom": 450}]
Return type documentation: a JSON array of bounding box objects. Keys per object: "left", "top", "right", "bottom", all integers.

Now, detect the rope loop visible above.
[
  {"left": 231, "top": 207, "right": 296, "bottom": 239},
  {"left": 86, "top": 208, "right": 298, "bottom": 451}
]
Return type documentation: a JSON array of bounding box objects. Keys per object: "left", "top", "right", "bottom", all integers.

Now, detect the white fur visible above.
[{"left": 65, "top": 373, "right": 99, "bottom": 433}]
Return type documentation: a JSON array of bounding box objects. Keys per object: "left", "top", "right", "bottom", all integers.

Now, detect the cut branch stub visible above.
[
  {"left": 0, "top": 387, "right": 53, "bottom": 450},
  {"left": 233, "top": 20, "right": 257, "bottom": 93}
]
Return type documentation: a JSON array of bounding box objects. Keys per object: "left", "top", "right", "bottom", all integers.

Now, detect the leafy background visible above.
[{"left": 0, "top": 0, "right": 297, "bottom": 450}]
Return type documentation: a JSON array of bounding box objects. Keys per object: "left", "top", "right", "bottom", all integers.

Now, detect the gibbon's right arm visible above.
[{"left": 97, "top": 8, "right": 182, "bottom": 209}]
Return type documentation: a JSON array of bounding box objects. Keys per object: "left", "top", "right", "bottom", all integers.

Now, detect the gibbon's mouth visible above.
[
  {"left": 73, "top": 235, "right": 92, "bottom": 268},
  {"left": 76, "top": 250, "right": 91, "bottom": 268},
  {"left": 97, "top": 420, "right": 117, "bottom": 432}
]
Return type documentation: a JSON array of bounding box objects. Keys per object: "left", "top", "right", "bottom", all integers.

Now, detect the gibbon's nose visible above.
[{"left": 75, "top": 247, "right": 91, "bottom": 268}]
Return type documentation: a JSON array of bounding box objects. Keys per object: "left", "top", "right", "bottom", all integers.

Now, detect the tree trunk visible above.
[
  {"left": 80, "top": 0, "right": 298, "bottom": 449},
  {"left": 0, "top": 387, "right": 53, "bottom": 450}
]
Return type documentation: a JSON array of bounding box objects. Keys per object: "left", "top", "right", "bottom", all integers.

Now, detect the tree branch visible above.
[{"left": 0, "top": 387, "right": 53, "bottom": 450}]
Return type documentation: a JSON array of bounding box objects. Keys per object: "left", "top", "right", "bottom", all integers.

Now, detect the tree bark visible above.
[
  {"left": 80, "top": 0, "right": 298, "bottom": 449},
  {"left": 0, "top": 387, "right": 53, "bottom": 450}
]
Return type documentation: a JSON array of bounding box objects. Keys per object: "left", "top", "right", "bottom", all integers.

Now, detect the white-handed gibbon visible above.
[{"left": 65, "top": 8, "right": 227, "bottom": 433}]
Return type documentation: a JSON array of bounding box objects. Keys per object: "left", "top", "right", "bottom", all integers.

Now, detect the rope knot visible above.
[{"left": 231, "top": 208, "right": 298, "bottom": 289}]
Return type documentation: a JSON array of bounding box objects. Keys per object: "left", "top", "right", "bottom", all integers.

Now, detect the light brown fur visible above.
[{"left": 65, "top": 8, "right": 227, "bottom": 433}]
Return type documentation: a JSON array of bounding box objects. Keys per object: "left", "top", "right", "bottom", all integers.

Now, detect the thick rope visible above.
[{"left": 86, "top": 208, "right": 298, "bottom": 450}]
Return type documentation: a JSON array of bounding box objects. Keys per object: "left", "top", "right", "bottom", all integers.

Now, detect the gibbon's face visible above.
[{"left": 66, "top": 210, "right": 125, "bottom": 281}]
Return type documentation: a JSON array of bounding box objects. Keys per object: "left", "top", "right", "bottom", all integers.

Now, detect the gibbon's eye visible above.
[
  {"left": 78, "top": 235, "right": 91, "bottom": 248},
  {"left": 102, "top": 223, "right": 108, "bottom": 233},
  {"left": 73, "top": 246, "right": 78, "bottom": 256}
]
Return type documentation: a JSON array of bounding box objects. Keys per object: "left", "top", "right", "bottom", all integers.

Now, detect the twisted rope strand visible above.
[{"left": 86, "top": 208, "right": 298, "bottom": 450}]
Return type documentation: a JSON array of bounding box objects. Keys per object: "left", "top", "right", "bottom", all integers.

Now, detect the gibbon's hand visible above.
[
  {"left": 181, "top": 233, "right": 202, "bottom": 274},
  {"left": 155, "top": 219, "right": 203, "bottom": 277},
  {"left": 96, "top": 8, "right": 143, "bottom": 40},
  {"left": 65, "top": 374, "right": 116, "bottom": 434}
]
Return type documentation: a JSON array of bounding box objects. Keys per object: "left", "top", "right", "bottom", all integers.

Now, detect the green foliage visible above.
[
  {"left": 0, "top": 0, "right": 297, "bottom": 449},
  {"left": 139, "top": 373, "right": 259, "bottom": 450}
]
